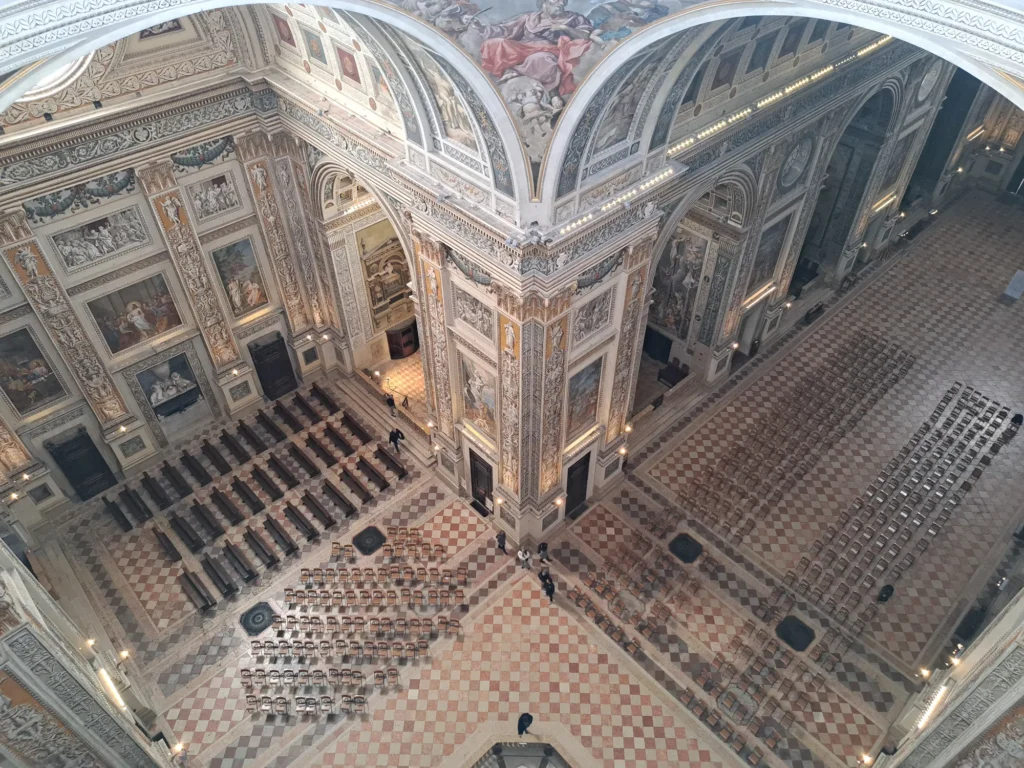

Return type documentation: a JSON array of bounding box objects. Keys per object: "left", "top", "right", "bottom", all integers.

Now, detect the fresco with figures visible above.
[
  {"left": 210, "top": 238, "right": 270, "bottom": 318},
  {"left": 461, "top": 355, "right": 497, "bottom": 437},
  {"left": 567, "top": 356, "right": 603, "bottom": 438},
  {"left": 86, "top": 274, "right": 184, "bottom": 355},
  {"left": 0, "top": 329, "right": 67, "bottom": 416}
]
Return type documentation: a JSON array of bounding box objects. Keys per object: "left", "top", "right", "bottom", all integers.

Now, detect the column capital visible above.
[
  {"left": 134, "top": 160, "right": 176, "bottom": 195},
  {"left": 235, "top": 130, "right": 273, "bottom": 162},
  {"left": 0, "top": 209, "right": 32, "bottom": 246}
]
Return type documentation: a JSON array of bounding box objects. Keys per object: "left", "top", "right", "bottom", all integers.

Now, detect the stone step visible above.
[{"left": 331, "top": 375, "right": 434, "bottom": 468}]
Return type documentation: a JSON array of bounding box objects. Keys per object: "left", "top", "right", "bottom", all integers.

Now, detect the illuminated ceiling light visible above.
[
  {"left": 553, "top": 497, "right": 564, "bottom": 507},
  {"left": 306, "top": 334, "right": 313, "bottom": 341},
  {"left": 427, "top": 420, "right": 435, "bottom": 428},
  {"left": 120, "top": 650, "right": 130, "bottom": 660},
  {"left": 624, "top": 424, "right": 633, "bottom": 433},
  {"left": 86, "top": 639, "right": 96, "bottom": 647},
  {"left": 119, "top": 425, "right": 127, "bottom": 433},
  {"left": 9, "top": 493, "right": 18, "bottom": 501},
  {"left": 321, "top": 334, "right": 329, "bottom": 341},
  {"left": 862, "top": 755, "right": 873, "bottom": 765},
  {"left": 231, "top": 368, "right": 239, "bottom": 376}
]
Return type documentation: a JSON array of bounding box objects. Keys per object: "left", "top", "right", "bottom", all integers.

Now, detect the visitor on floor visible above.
[
  {"left": 517, "top": 712, "right": 533, "bottom": 736},
  {"left": 495, "top": 529, "right": 507, "bottom": 555},
  {"left": 385, "top": 392, "right": 396, "bottom": 416},
  {"left": 517, "top": 546, "right": 532, "bottom": 570},
  {"left": 538, "top": 542, "right": 549, "bottom": 563},
  {"left": 543, "top": 578, "right": 555, "bottom": 603},
  {"left": 389, "top": 427, "right": 404, "bottom": 454}
]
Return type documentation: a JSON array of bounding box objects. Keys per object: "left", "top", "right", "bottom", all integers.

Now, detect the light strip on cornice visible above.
[
  {"left": 743, "top": 283, "right": 776, "bottom": 309},
  {"left": 560, "top": 168, "right": 676, "bottom": 234},
  {"left": 965, "top": 125, "right": 985, "bottom": 141},
  {"left": 872, "top": 193, "right": 897, "bottom": 212},
  {"left": 916, "top": 685, "right": 948, "bottom": 730},
  {"left": 668, "top": 36, "right": 894, "bottom": 158},
  {"left": 342, "top": 198, "right": 376, "bottom": 216}
]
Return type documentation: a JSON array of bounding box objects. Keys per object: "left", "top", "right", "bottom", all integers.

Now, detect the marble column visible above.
[{"left": 136, "top": 161, "right": 261, "bottom": 414}]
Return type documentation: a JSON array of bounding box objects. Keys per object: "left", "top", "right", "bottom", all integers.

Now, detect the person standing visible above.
[
  {"left": 543, "top": 578, "right": 555, "bottom": 603},
  {"left": 517, "top": 712, "right": 533, "bottom": 737},
  {"left": 517, "top": 547, "right": 532, "bottom": 570},
  {"left": 385, "top": 392, "right": 396, "bottom": 416},
  {"left": 388, "top": 427, "right": 405, "bottom": 454},
  {"left": 537, "top": 542, "right": 550, "bottom": 563},
  {"left": 495, "top": 530, "right": 507, "bottom": 555}
]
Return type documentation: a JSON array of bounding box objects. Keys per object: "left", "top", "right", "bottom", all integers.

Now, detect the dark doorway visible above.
[
  {"left": 469, "top": 450, "right": 493, "bottom": 516},
  {"left": 565, "top": 453, "right": 590, "bottom": 517},
  {"left": 642, "top": 326, "right": 673, "bottom": 364},
  {"left": 249, "top": 334, "right": 297, "bottom": 401},
  {"left": 46, "top": 427, "right": 116, "bottom": 500},
  {"left": 386, "top": 320, "right": 419, "bottom": 359}
]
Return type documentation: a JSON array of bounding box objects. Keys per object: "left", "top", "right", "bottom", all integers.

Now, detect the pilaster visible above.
[{"left": 136, "top": 160, "right": 261, "bottom": 415}]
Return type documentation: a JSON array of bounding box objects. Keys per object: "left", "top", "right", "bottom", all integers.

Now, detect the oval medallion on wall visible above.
[
  {"left": 918, "top": 61, "right": 942, "bottom": 103},
  {"left": 778, "top": 136, "right": 814, "bottom": 191}
]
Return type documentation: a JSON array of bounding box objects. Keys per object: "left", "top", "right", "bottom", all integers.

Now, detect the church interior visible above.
[{"left": 0, "top": 2, "right": 1023, "bottom": 766}]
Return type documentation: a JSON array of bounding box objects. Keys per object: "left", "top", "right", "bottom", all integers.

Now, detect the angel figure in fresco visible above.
[
  {"left": 503, "top": 321, "right": 516, "bottom": 352},
  {"left": 13, "top": 247, "right": 39, "bottom": 279},
  {"left": 160, "top": 196, "right": 183, "bottom": 226},
  {"left": 587, "top": 0, "right": 668, "bottom": 41},
  {"left": 250, "top": 165, "right": 269, "bottom": 191}
]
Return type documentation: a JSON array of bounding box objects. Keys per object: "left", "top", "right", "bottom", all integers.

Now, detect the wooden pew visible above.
[
  {"left": 256, "top": 410, "right": 287, "bottom": 442},
  {"left": 302, "top": 491, "right": 337, "bottom": 530},
  {"left": 357, "top": 457, "right": 389, "bottom": 490},
  {"left": 181, "top": 451, "right": 213, "bottom": 486},
  {"left": 375, "top": 444, "right": 408, "bottom": 479},
  {"left": 273, "top": 403, "right": 303, "bottom": 432},
  {"left": 293, "top": 393, "right": 323, "bottom": 424},
  {"left": 201, "top": 554, "right": 238, "bottom": 598},
  {"left": 201, "top": 440, "right": 232, "bottom": 475},
  {"left": 220, "top": 430, "right": 251, "bottom": 463},
  {"left": 263, "top": 515, "right": 299, "bottom": 557},
  {"left": 341, "top": 467, "right": 373, "bottom": 503},
  {"left": 154, "top": 528, "right": 182, "bottom": 562},
  {"left": 267, "top": 454, "right": 299, "bottom": 489},
  {"left": 323, "top": 423, "right": 355, "bottom": 456},
  {"left": 238, "top": 420, "right": 268, "bottom": 453},
  {"left": 169, "top": 513, "right": 204, "bottom": 553},
  {"left": 306, "top": 435, "right": 336, "bottom": 466},
  {"left": 283, "top": 503, "right": 319, "bottom": 542},
  {"left": 311, "top": 382, "right": 340, "bottom": 414},
  {"left": 103, "top": 497, "right": 133, "bottom": 532},
  {"left": 192, "top": 502, "right": 225, "bottom": 540},
  {"left": 323, "top": 480, "right": 357, "bottom": 518},
  {"left": 251, "top": 466, "right": 284, "bottom": 501},
  {"left": 223, "top": 542, "right": 258, "bottom": 583},
  {"left": 342, "top": 410, "right": 372, "bottom": 444},
  {"left": 119, "top": 489, "right": 152, "bottom": 524},
  {"left": 210, "top": 489, "right": 246, "bottom": 526},
  {"left": 232, "top": 479, "right": 265, "bottom": 515},
  {"left": 161, "top": 461, "right": 192, "bottom": 498},
  {"left": 141, "top": 472, "right": 172, "bottom": 510},
  {"left": 288, "top": 444, "right": 321, "bottom": 477},
  {"left": 244, "top": 525, "right": 279, "bottom": 568},
  {"left": 180, "top": 569, "right": 217, "bottom": 612}
]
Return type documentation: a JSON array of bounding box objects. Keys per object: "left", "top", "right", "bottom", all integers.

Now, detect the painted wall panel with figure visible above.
[
  {"left": 48, "top": 205, "right": 151, "bottom": 271},
  {"left": 209, "top": 237, "right": 270, "bottom": 319},
  {"left": 461, "top": 354, "right": 497, "bottom": 438},
  {"left": 648, "top": 230, "right": 710, "bottom": 343},
  {"left": 86, "top": 273, "right": 184, "bottom": 355},
  {"left": 0, "top": 328, "right": 68, "bottom": 416},
  {"left": 566, "top": 356, "right": 603, "bottom": 439}
]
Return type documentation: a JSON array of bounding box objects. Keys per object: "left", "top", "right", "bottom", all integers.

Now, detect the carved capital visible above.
[
  {"left": 135, "top": 161, "right": 177, "bottom": 195},
  {"left": 235, "top": 131, "right": 273, "bottom": 162},
  {"left": 0, "top": 209, "right": 32, "bottom": 247}
]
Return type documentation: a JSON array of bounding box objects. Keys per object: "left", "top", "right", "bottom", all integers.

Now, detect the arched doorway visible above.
[{"left": 790, "top": 89, "right": 895, "bottom": 295}]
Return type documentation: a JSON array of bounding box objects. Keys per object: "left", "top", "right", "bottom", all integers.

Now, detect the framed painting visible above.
[
  {"left": 184, "top": 172, "right": 242, "bottom": 225},
  {"left": 336, "top": 46, "right": 362, "bottom": 85},
  {"left": 135, "top": 353, "right": 202, "bottom": 419},
  {"left": 49, "top": 205, "right": 151, "bottom": 271},
  {"left": 209, "top": 237, "right": 270, "bottom": 318},
  {"left": 86, "top": 273, "right": 184, "bottom": 355},
  {"left": 302, "top": 28, "right": 328, "bottom": 66},
  {"left": 566, "top": 357, "right": 603, "bottom": 439},
  {"left": 272, "top": 15, "right": 296, "bottom": 47},
  {"left": 0, "top": 328, "right": 67, "bottom": 416},
  {"left": 460, "top": 355, "right": 497, "bottom": 438}
]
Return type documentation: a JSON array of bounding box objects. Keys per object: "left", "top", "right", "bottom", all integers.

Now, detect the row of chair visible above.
[
  {"left": 283, "top": 587, "right": 468, "bottom": 612},
  {"left": 251, "top": 638, "right": 432, "bottom": 661},
  {"left": 295, "top": 565, "right": 468, "bottom": 590},
  {"left": 274, "top": 614, "right": 459, "bottom": 637},
  {"left": 245, "top": 694, "right": 367, "bottom": 715},
  {"left": 242, "top": 667, "right": 401, "bottom": 689}
]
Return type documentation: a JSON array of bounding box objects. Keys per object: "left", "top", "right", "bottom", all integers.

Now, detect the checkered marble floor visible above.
[{"left": 378, "top": 353, "right": 428, "bottom": 425}]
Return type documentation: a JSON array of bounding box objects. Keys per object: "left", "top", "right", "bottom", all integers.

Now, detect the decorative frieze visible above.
[
  {"left": 498, "top": 314, "right": 521, "bottom": 495},
  {"left": 606, "top": 262, "right": 649, "bottom": 443},
  {"left": 273, "top": 154, "right": 326, "bottom": 329},
  {"left": 137, "top": 161, "right": 241, "bottom": 370},
  {"left": 540, "top": 316, "right": 568, "bottom": 494}
]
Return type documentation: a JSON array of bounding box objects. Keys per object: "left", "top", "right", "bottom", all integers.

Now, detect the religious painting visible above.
[
  {"left": 272, "top": 15, "right": 296, "bottom": 47},
  {"left": 710, "top": 48, "right": 743, "bottom": 91},
  {"left": 49, "top": 205, "right": 151, "bottom": 270},
  {"left": 592, "top": 54, "right": 662, "bottom": 153},
  {"left": 746, "top": 32, "right": 777, "bottom": 73},
  {"left": 460, "top": 355, "right": 497, "bottom": 437},
  {"left": 748, "top": 214, "right": 792, "bottom": 293},
  {"left": 209, "top": 237, "right": 269, "bottom": 318},
  {"left": 86, "top": 274, "right": 184, "bottom": 355},
  {"left": 566, "top": 357, "right": 603, "bottom": 439},
  {"left": 779, "top": 20, "right": 808, "bottom": 58},
  {"left": 139, "top": 19, "right": 183, "bottom": 39},
  {"left": 184, "top": 172, "right": 241, "bottom": 224},
  {"left": 411, "top": 49, "right": 477, "bottom": 151},
  {"left": 649, "top": 232, "right": 708, "bottom": 341},
  {"left": 302, "top": 28, "right": 328, "bottom": 66},
  {"left": 136, "top": 353, "right": 202, "bottom": 418},
  {"left": 454, "top": 285, "right": 494, "bottom": 339},
  {"left": 0, "top": 328, "right": 67, "bottom": 416},
  {"left": 336, "top": 46, "right": 362, "bottom": 84}
]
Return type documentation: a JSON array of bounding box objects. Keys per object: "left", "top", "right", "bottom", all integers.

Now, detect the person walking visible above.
[
  {"left": 388, "top": 427, "right": 405, "bottom": 454},
  {"left": 543, "top": 578, "right": 555, "bottom": 603},
  {"left": 517, "top": 712, "right": 533, "bottom": 737},
  {"left": 385, "top": 392, "right": 396, "bottom": 416},
  {"left": 537, "top": 542, "right": 550, "bottom": 563},
  {"left": 495, "top": 530, "right": 507, "bottom": 555},
  {"left": 517, "top": 546, "right": 532, "bottom": 570}
]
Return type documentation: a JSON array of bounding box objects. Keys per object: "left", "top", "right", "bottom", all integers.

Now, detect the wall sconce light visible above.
[
  {"left": 624, "top": 424, "right": 633, "bottom": 433},
  {"left": 999, "top": 146, "right": 1005, "bottom": 152},
  {"left": 919, "top": 668, "right": 931, "bottom": 678},
  {"left": 9, "top": 493, "right": 18, "bottom": 501},
  {"left": 119, "top": 425, "right": 127, "bottom": 433},
  {"left": 985, "top": 145, "right": 991, "bottom": 151},
  {"left": 120, "top": 650, "right": 130, "bottom": 660},
  {"left": 231, "top": 368, "right": 239, "bottom": 376},
  {"left": 950, "top": 656, "right": 960, "bottom": 666},
  {"left": 173, "top": 744, "right": 185, "bottom": 755},
  {"left": 432, "top": 444, "right": 440, "bottom": 452},
  {"left": 861, "top": 242, "right": 868, "bottom": 248},
  {"left": 554, "top": 497, "right": 564, "bottom": 507},
  {"left": 784, "top": 301, "right": 793, "bottom": 309},
  {"left": 957, "top": 167, "right": 964, "bottom": 173},
  {"left": 86, "top": 638, "right": 96, "bottom": 647},
  {"left": 494, "top": 497, "right": 503, "bottom": 506},
  {"left": 21, "top": 473, "right": 29, "bottom": 481},
  {"left": 426, "top": 421, "right": 434, "bottom": 429},
  {"left": 321, "top": 334, "right": 329, "bottom": 341},
  {"left": 930, "top": 209, "right": 939, "bottom": 216},
  {"left": 305, "top": 334, "right": 313, "bottom": 341},
  {"left": 731, "top": 342, "right": 740, "bottom": 350},
  {"left": 618, "top": 446, "right": 628, "bottom": 456},
  {"left": 373, "top": 371, "right": 380, "bottom": 378},
  {"left": 861, "top": 755, "right": 873, "bottom": 765}
]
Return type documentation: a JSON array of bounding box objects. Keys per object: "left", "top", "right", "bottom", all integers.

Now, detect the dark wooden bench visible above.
[
  {"left": 803, "top": 303, "right": 825, "bottom": 325},
  {"left": 220, "top": 430, "right": 250, "bottom": 463},
  {"left": 263, "top": 516, "right": 299, "bottom": 557},
  {"left": 202, "top": 440, "right": 232, "bottom": 475},
  {"left": 251, "top": 466, "right": 284, "bottom": 500},
  {"left": 223, "top": 542, "right": 258, "bottom": 583},
  {"left": 256, "top": 409, "right": 287, "bottom": 442},
  {"left": 180, "top": 568, "right": 217, "bottom": 612},
  {"left": 169, "top": 513, "right": 204, "bottom": 553},
  {"left": 323, "top": 480, "right": 357, "bottom": 518},
  {"left": 273, "top": 403, "right": 303, "bottom": 432},
  {"left": 238, "top": 420, "right": 268, "bottom": 453},
  {"left": 342, "top": 410, "right": 372, "bottom": 444},
  {"left": 103, "top": 497, "right": 133, "bottom": 532},
  {"left": 375, "top": 444, "right": 408, "bottom": 479},
  {"left": 161, "top": 461, "right": 192, "bottom": 498},
  {"left": 302, "top": 491, "right": 337, "bottom": 530},
  {"left": 341, "top": 467, "right": 373, "bottom": 503},
  {"left": 154, "top": 528, "right": 182, "bottom": 562},
  {"left": 293, "top": 393, "right": 322, "bottom": 424},
  {"left": 288, "top": 444, "right": 321, "bottom": 477},
  {"left": 210, "top": 489, "right": 245, "bottom": 526},
  {"left": 119, "top": 489, "right": 152, "bottom": 524},
  {"left": 201, "top": 554, "right": 238, "bottom": 598},
  {"left": 244, "top": 525, "right": 279, "bottom": 568},
  {"left": 306, "top": 435, "right": 336, "bottom": 466},
  {"left": 267, "top": 454, "right": 299, "bottom": 489},
  {"left": 357, "top": 457, "right": 389, "bottom": 490},
  {"left": 191, "top": 502, "right": 225, "bottom": 540},
  {"left": 181, "top": 451, "right": 213, "bottom": 486},
  {"left": 284, "top": 503, "right": 319, "bottom": 542},
  {"left": 232, "top": 479, "right": 265, "bottom": 515},
  {"left": 324, "top": 423, "right": 355, "bottom": 456},
  {"left": 311, "top": 382, "right": 340, "bottom": 414},
  {"left": 141, "top": 472, "right": 172, "bottom": 510}
]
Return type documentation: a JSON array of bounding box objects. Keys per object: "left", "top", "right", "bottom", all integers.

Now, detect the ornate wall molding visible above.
[
  {"left": 0, "top": 211, "right": 129, "bottom": 426},
  {"left": 540, "top": 315, "right": 568, "bottom": 495},
  {"left": 606, "top": 263, "right": 649, "bottom": 443},
  {"left": 0, "top": 409, "right": 32, "bottom": 476},
  {"left": 0, "top": 303, "right": 34, "bottom": 326},
  {"left": 498, "top": 314, "right": 521, "bottom": 495},
  {"left": 273, "top": 154, "right": 325, "bottom": 329},
  {"left": 21, "top": 405, "right": 86, "bottom": 439},
  {"left": 64, "top": 253, "right": 168, "bottom": 296},
  {"left": 137, "top": 160, "right": 241, "bottom": 370}
]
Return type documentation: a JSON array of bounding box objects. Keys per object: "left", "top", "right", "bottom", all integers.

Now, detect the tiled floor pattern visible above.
[
  {"left": 419, "top": 500, "right": 491, "bottom": 559},
  {"left": 377, "top": 353, "right": 428, "bottom": 425}
]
